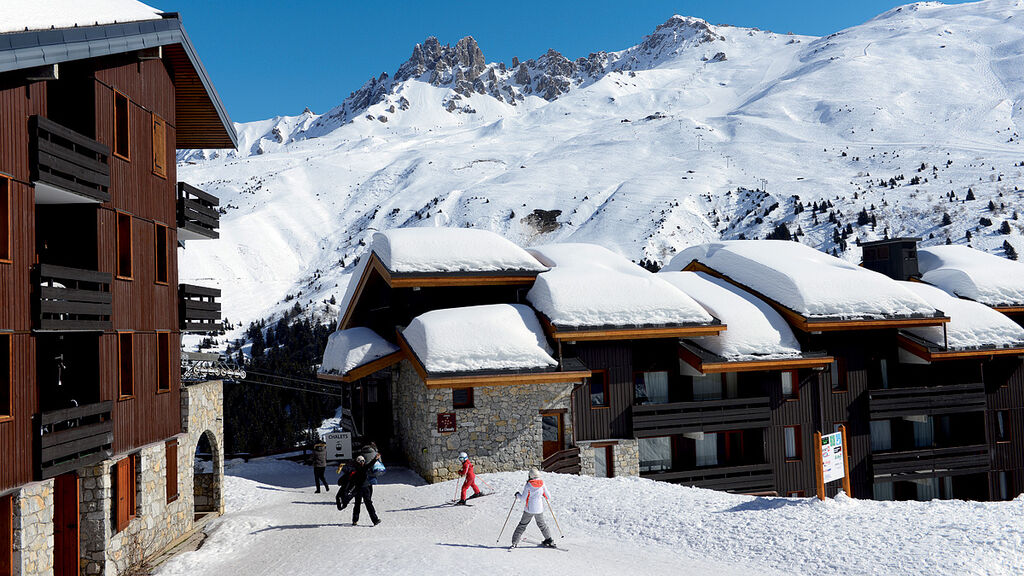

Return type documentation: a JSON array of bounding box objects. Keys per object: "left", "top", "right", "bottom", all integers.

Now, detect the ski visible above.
[{"left": 522, "top": 539, "right": 568, "bottom": 551}]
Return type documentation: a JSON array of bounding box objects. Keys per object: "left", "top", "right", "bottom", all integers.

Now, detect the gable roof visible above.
[
  {"left": 317, "top": 327, "right": 403, "bottom": 383},
  {"left": 0, "top": 11, "right": 236, "bottom": 148}
]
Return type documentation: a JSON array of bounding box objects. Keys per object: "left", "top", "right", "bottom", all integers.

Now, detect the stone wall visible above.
[
  {"left": 183, "top": 379, "right": 224, "bottom": 515},
  {"left": 577, "top": 439, "right": 640, "bottom": 478},
  {"left": 391, "top": 360, "right": 574, "bottom": 482},
  {"left": 11, "top": 480, "right": 54, "bottom": 576}
]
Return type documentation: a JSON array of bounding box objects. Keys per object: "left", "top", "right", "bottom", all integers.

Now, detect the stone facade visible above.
[
  {"left": 390, "top": 360, "right": 575, "bottom": 482},
  {"left": 183, "top": 379, "right": 225, "bottom": 516},
  {"left": 11, "top": 480, "right": 55, "bottom": 576},
  {"left": 577, "top": 439, "right": 640, "bottom": 478}
]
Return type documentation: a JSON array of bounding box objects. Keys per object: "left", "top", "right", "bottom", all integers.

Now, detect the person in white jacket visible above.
[{"left": 510, "top": 468, "right": 555, "bottom": 548}]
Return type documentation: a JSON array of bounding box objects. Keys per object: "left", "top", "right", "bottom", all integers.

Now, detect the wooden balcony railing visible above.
[
  {"left": 180, "top": 283, "right": 222, "bottom": 333},
  {"left": 37, "top": 401, "right": 113, "bottom": 479},
  {"left": 542, "top": 447, "right": 581, "bottom": 475},
  {"left": 30, "top": 115, "right": 110, "bottom": 203},
  {"left": 632, "top": 397, "right": 771, "bottom": 438},
  {"left": 643, "top": 463, "right": 775, "bottom": 493},
  {"left": 177, "top": 182, "right": 220, "bottom": 240},
  {"left": 868, "top": 383, "right": 986, "bottom": 419},
  {"left": 35, "top": 264, "right": 113, "bottom": 332},
  {"left": 871, "top": 444, "right": 989, "bottom": 481}
]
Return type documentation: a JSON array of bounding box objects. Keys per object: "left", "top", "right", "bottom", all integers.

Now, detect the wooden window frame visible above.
[
  {"left": 0, "top": 175, "right": 10, "bottom": 264},
  {"left": 830, "top": 358, "right": 848, "bottom": 393},
  {"left": 118, "top": 332, "right": 134, "bottom": 400},
  {"left": 589, "top": 369, "right": 610, "bottom": 409},
  {"left": 784, "top": 425, "right": 802, "bottom": 462},
  {"left": 152, "top": 115, "right": 167, "bottom": 178},
  {"left": 452, "top": 387, "right": 473, "bottom": 409},
  {"left": 154, "top": 222, "right": 169, "bottom": 285},
  {"left": 113, "top": 90, "right": 131, "bottom": 161},
  {"left": 0, "top": 334, "right": 10, "bottom": 421},
  {"left": 166, "top": 440, "right": 179, "bottom": 503},
  {"left": 114, "top": 454, "right": 138, "bottom": 532},
  {"left": 781, "top": 370, "right": 799, "bottom": 401},
  {"left": 156, "top": 331, "right": 171, "bottom": 394},
  {"left": 116, "top": 211, "right": 133, "bottom": 280},
  {"left": 787, "top": 490, "right": 805, "bottom": 498},
  {"left": 996, "top": 411, "right": 1011, "bottom": 444},
  {"left": 1, "top": 493, "right": 11, "bottom": 576}
]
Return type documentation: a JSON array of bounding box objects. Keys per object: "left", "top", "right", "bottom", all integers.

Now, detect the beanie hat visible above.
[
  {"left": 458, "top": 452, "right": 468, "bottom": 461},
  {"left": 355, "top": 455, "right": 365, "bottom": 464},
  {"left": 528, "top": 468, "right": 541, "bottom": 479}
]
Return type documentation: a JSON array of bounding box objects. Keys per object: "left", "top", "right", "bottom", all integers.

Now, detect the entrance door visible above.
[
  {"left": 542, "top": 413, "right": 564, "bottom": 459},
  {"left": 54, "top": 473, "right": 80, "bottom": 576}
]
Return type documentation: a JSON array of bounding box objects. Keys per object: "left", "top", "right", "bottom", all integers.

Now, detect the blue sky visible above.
[{"left": 161, "top": 0, "right": 972, "bottom": 123}]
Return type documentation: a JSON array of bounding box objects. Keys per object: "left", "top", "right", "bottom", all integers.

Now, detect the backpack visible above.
[{"left": 370, "top": 460, "right": 386, "bottom": 484}]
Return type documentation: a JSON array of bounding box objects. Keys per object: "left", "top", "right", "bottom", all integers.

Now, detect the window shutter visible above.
[
  {"left": 115, "top": 459, "right": 129, "bottom": 532},
  {"left": 152, "top": 116, "right": 167, "bottom": 177},
  {"left": 166, "top": 442, "right": 178, "bottom": 502}
]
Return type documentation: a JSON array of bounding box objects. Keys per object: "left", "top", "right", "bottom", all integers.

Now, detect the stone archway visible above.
[{"left": 193, "top": 430, "right": 222, "bottom": 516}]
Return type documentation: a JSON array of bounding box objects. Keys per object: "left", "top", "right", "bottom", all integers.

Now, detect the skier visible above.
[
  {"left": 510, "top": 468, "right": 555, "bottom": 549},
  {"left": 334, "top": 457, "right": 358, "bottom": 510},
  {"left": 456, "top": 451, "right": 484, "bottom": 505},
  {"left": 310, "top": 440, "right": 329, "bottom": 494},
  {"left": 351, "top": 450, "right": 386, "bottom": 526}
]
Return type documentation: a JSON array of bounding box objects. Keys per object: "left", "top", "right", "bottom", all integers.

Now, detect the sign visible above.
[
  {"left": 437, "top": 412, "right": 456, "bottom": 433},
  {"left": 820, "top": 431, "right": 845, "bottom": 484},
  {"left": 324, "top": 431, "right": 352, "bottom": 461}
]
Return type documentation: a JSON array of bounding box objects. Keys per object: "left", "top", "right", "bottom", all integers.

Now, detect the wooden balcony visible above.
[
  {"left": 35, "top": 264, "right": 113, "bottom": 332},
  {"left": 868, "top": 383, "right": 986, "bottom": 419},
  {"left": 180, "top": 283, "right": 222, "bottom": 333},
  {"left": 871, "top": 444, "right": 989, "bottom": 481},
  {"left": 542, "top": 447, "right": 581, "bottom": 475},
  {"left": 29, "top": 115, "right": 110, "bottom": 204},
  {"left": 36, "top": 401, "right": 113, "bottom": 480},
  {"left": 177, "top": 182, "right": 220, "bottom": 240},
  {"left": 643, "top": 463, "right": 775, "bottom": 493},
  {"left": 632, "top": 397, "right": 771, "bottom": 438}
]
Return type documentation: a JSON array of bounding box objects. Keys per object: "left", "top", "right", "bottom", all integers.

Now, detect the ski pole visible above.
[
  {"left": 454, "top": 477, "right": 461, "bottom": 502},
  {"left": 544, "top": 496, "right": 564, "bottom": 538},
  {"left": 496, "top": 496, "right": 517, "bottom": 543},
  {"left": 479, "top": 478, "right": 495, "bottom": 492}
]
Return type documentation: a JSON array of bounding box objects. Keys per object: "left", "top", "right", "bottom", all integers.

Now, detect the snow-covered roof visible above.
[
  {"left": 900, "top": 282, "right": 1024, "bottom": 351},
  {"left": 318, "top": 327, "right": 400, "bottom": 378},
  {"left": 371, "top": 228, "right": 546, "bottom": 274},
  {"left": 527, "top": 243, "right": 715, "bottom": 329},
  {"left": 401, "top": 304, "right": 557, "bottom": 374},
  {"left": 918, "top": 245, "right": 1024, "bottom": 308},
  {"left": 0, "top": 0, "right": 162, "bottom": 34},
  {"left": 666, "top": 241, "right": 938, "bottom": 321},
  {"left": 660, "top": 271, "right": 802, "bottom": 360}
]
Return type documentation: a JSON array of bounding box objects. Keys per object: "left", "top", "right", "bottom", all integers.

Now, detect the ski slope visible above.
[
  {"left": 155, "top": 456, "right": 1024, "bottom": 576},
  {"left": 176, "top": 0, "right": 1024, "bottom": 340}
]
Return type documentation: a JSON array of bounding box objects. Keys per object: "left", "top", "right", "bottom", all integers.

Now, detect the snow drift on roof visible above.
[
  {"left": 918, "top": 245, "right": 1024, "bottom": 308},
  {"left": 402, "top": 304, "right": 556, "bottom": 374},
  {"left": 527, "top": 243, "right": 714, "bottom": 328},
  {"left": 660, "top": 271, "right": 802, "bottom": 360},
  {"left": 0, "top": 0, "right": 162, "bottom": 35},
  {"left": 666, "top": 241, "right": 936, "bottom": 320},
  {"left": 319, "top": 327, "right": 399, "bottom": 377},
  {"left": 371, "top": 228, "right": 546, "bottom": 274},
  {"left": 900, "top": 282, "right": 1024, "bottom": 350}
]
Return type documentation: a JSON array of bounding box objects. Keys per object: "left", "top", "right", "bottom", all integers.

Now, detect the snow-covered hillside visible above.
[
  {"left": 155, "top": 457, "right": 1024, "bottom": 576},
  {"left": 177, "top": 0, "right": 1024, "bottom": 336}
]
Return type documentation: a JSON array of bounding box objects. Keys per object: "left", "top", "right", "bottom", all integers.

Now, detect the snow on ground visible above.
[
  {"left": 318, "top": 327, "right": 398, "bottom": 377},
  {"left": 371, "top": 228, "right": 546, "bottom": 274},
  {"left": 402, "top": 304, "right": 556, "bottom": 373},
  {"left": 0, "top": 0, "right": 161, "bottom": 34},
  {"left": 156, "top": 456, "right": 1024, "bottom": 576},
  {"left": 667, "top": 241, "right": 936, "bottom": 319},
  {"left": 527, "top": 243, "right": 713, "bottom": 328},
  {"left": 919, "top": 245, "right": 1024, "bottom": 307},
  {"left": 901, "top": 281, "right": 1024, "bottom": 349}
]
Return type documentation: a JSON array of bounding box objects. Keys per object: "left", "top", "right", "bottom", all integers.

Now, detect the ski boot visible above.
[{"left": 541, "top": 538, "right": 556, "bottom": 548}]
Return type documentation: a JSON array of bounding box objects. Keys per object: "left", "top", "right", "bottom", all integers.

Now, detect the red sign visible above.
[{"left": 437, "top": 413, "right": 456, "bottom": 433}]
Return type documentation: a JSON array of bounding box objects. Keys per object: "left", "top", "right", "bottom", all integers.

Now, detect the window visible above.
[
  {"left": 452, "top": 388, "right": 473, "bottom": 409},
  {"left": 0, "top": 175, "right": 10, "bottom": 263},
  {"left": 787, "top": 491, "right": 805, "bottom": 498},
  {"left": 784, "top": 425, "right": 802, "bottom": 461},
  {"left": 589, "top": 370, "right": 608, "bottom": 408},
  {"left": 998, "top": 471, "right": 1012, "bottom": 501},
  {"left": 157, "top": 332, "right": 171, "bottom": 393},
  {"left": 166, "top": 441, "right": 178, "bottom": 503},
  {"left": 154, "top": 223, "right": 168, "bottom": 284},
  {"left": 116, "top": 212, "right": 132, "bottom": 279},
  {"left": 118, "top": 332, "right": 134, "bottom": 398},
  {"left": 113, "top": 90, "right": 130, "bottom": 160},
  {"left": 634, "top": 371, "right": 668, "bottom": 404},
  {"left": 996, "top": 411, "right": 1011, "bottom": 443},
  {"left": 830, "top": 359, "right": 848, "bottom": 392},
  {"left": 692, "top": 373, "right": 722, "bottom": 400},
  {"left": 114, "top": 454, "right": 138, "bottom": 532},
  {"left": 870, "top": 420, "right": 892, "bottom": 452},
  {"left": 594, "top": 445, "right": 614, "bottom": 478},
  {"left": 695, "top": 432, "right": 719, "bottom": 467},
  {"left": 1, "top": 493, "right": 11, "bottom": 576},
  {"left": 781, "top": 371, "right": 798, "bottom": 400},
  {"left": 0, "top": 334, "right": 10, "bottom": 420},
  {"left": 152, "top": 115, "right": 167, "bottom": 177},
  {"left": 638, "top": 437, "right": 671, "bottom": 473}
]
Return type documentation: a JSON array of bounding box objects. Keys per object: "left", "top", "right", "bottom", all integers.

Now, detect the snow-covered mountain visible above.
[{"left": 177, "top": 0, "right": 1024, "bottom": 337}]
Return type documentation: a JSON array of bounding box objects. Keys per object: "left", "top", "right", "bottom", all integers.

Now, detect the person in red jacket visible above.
[{"left": 456, "top": 451, "right": 484, "bottom": 505}]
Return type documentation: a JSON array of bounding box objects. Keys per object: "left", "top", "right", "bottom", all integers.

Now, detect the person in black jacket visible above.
[
  {"left": 335, "top": 458, "right": 358, "bottom": 510},
  {"left": 311, "top": 441, "right": 329, "bottom": 494},
  {"left": 350, "top": 453, "right": 382, "bottom": 526}
]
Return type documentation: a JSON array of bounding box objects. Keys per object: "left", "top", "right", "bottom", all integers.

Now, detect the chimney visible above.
[{"left": 860, "top": 237, "right": 921, "bottom": 281}]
